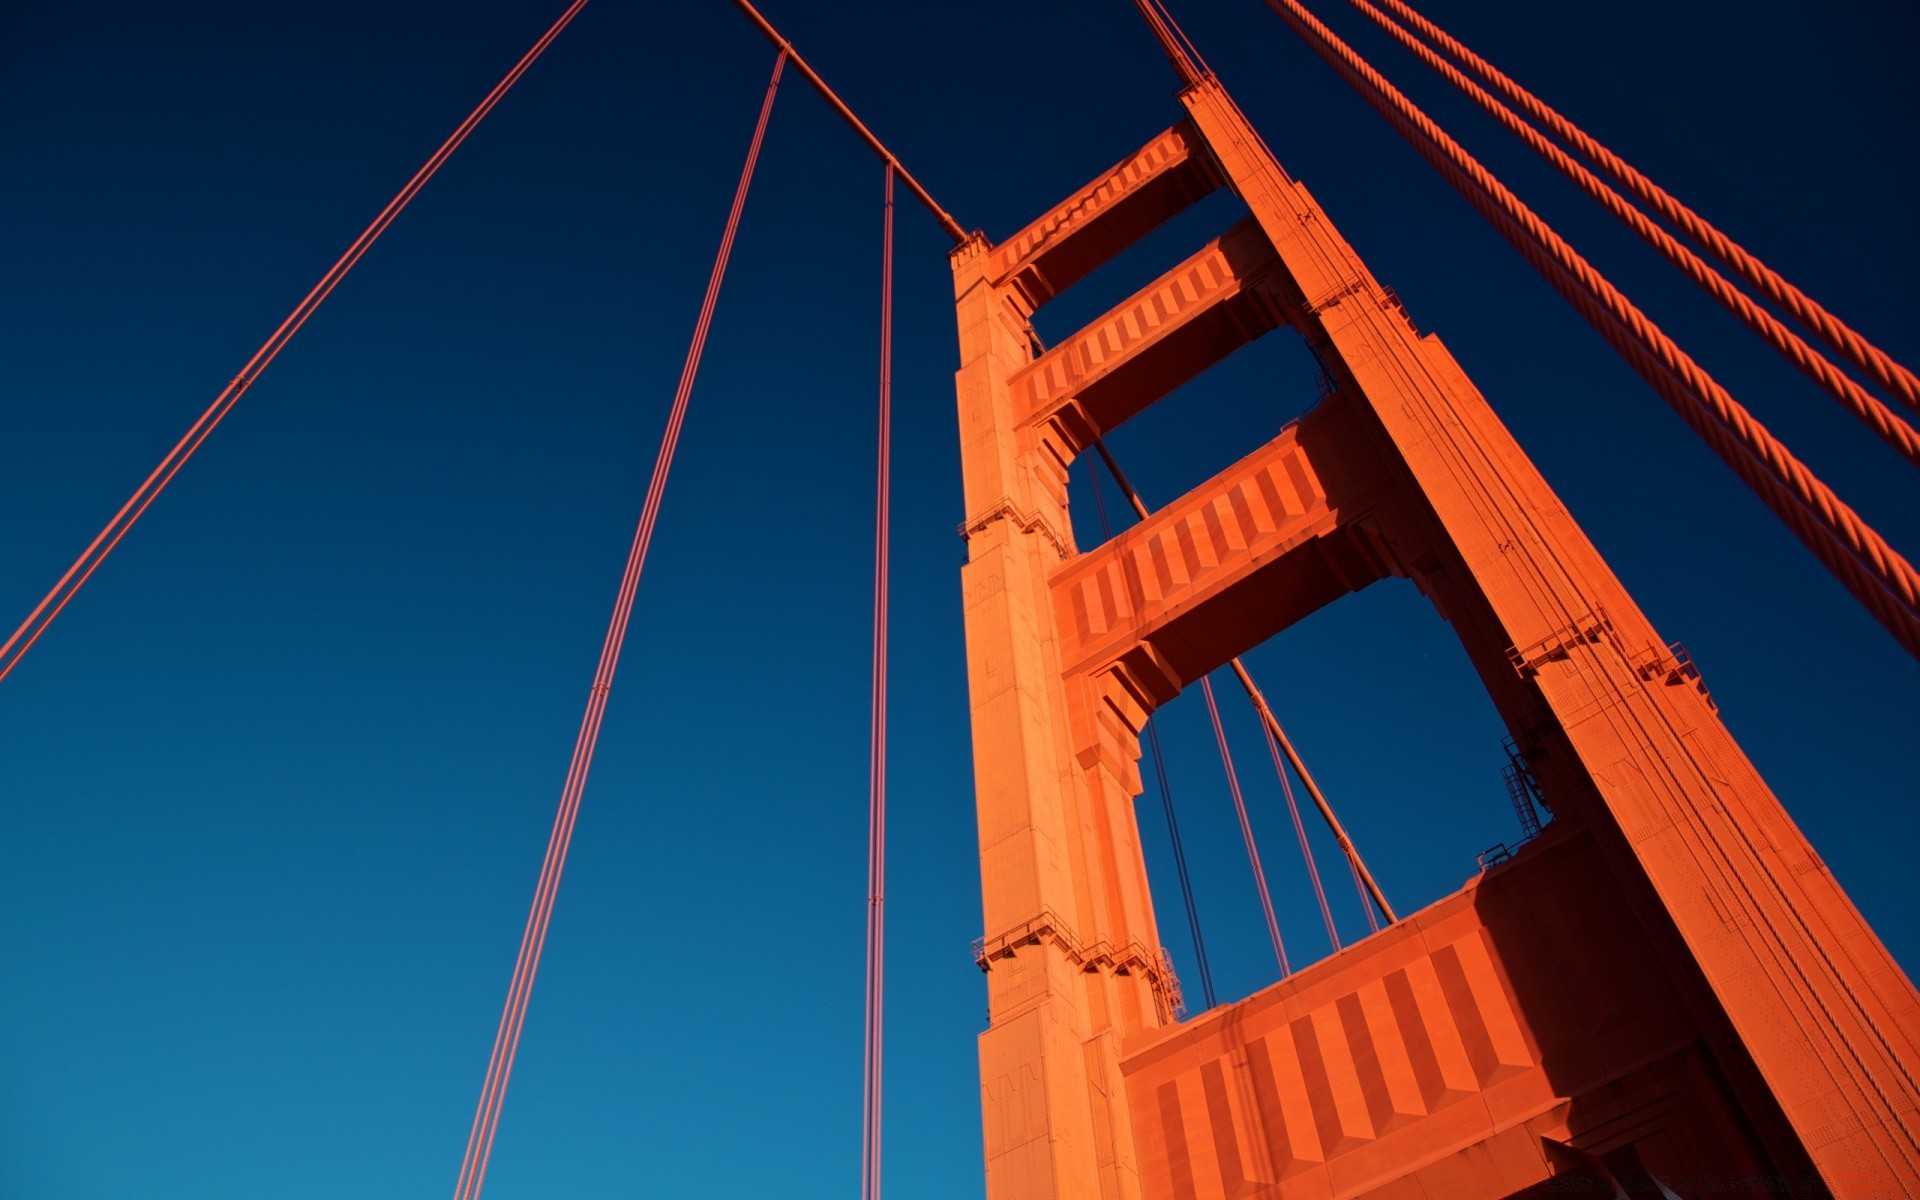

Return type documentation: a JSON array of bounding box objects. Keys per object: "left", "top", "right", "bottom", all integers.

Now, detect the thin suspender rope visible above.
[
  {"left": 861, "top": 162, "right": 893, "bottom": 1200},
  {"left": 450, "top": 51, "right": 786, "bottom": 1200},
  {"left": 1090, "top": 438, "right": 1396, "bottom": 923},
  {"left": 0, "top": 0, "right": 593, "bottom": 687},
  {"left": 1260, "top": 722, "right": 1339, "bottom": 952},
  {"left": 1204, "top": 677, "right": 1290, "bottom": 976}
]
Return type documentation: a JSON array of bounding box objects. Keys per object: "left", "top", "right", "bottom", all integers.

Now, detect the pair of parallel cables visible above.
[
  {"left": 0, "top": 2, "right": 591, "bottom": 687},
  {"left": 450, "top": 32, "right": 907, "bottom": 1200},
  {"left": 1217, "top": 0, "right": 1920, "bottom": 655},
  {"left": 0, "top": 3, "right": 892, "bottom": 1193}
]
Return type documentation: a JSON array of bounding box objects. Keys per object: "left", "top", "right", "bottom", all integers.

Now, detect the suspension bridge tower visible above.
[{"left": 951, "top": 54, "right": 1920, "bottom": 1200}]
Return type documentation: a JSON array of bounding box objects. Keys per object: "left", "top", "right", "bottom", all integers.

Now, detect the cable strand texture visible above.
[
  {"left": 1258, "top": 0, "right": 1920, "bottom": 661},
  {"left": 1343, "top": 0, "right": 1920, "bottom": 466},
  {"left": 1364, "top": 0, "right": 1920, "bottom": 414}
]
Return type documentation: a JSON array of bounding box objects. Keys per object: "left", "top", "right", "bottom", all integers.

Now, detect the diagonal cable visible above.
[
  {"left": 1358, "top": 0, "right": 1920, "bottom": 414},
  {"left": 1342, "top": 0, "right": 1920, "bottom": 465},
  {"left": 450, "top": 50, "right": 786, "bottom": 1200},
  {"left": 0, "top": 0, "right": 593, "bottom": 687}
]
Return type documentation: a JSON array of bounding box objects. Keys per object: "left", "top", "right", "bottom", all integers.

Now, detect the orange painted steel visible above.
[
  {"left": 730, "top": 0, "right": 967, "bottom": 244},
  {"left": 1342, "top": 0, "right": 1920, "bottom": 467},
  {"left": 953, "top": 61, "right": 1920, "bottom": 1200},
  {"left": 1088, "top": 458, "right": 1219, "bottom": 1012},
  {"left": 1359, "top": 0, "right": 1920, "bottom": 415},
  {"left": 1258, "top": 0, "right": 1920, "bottom": 663},
  {"left": 1090, "top": 437, "right": 1395, "bottom": 925},
  {"left": 0, "top": 0, "right": 592, "bottom": 689}
]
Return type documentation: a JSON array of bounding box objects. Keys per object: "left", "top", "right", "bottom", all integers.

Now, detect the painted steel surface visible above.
[{"left": 953, "top": 72, "right": 1920, "bottom": 1199}]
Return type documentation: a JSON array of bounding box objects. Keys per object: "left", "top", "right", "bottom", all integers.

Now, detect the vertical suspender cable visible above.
[
  {"left": 1148, "top": 720, "right": 1217, "bottom": 1007},
  {"left": 729, "top": 1, "right": 967, "bottom": 245},
  {"left": 1357, "top": 0, "right": 1920, "bottom": 415},
  {"left": 1226, "top": 659, "right": 1396, "bottom": 925},
  {"left": 1086, "top": 459, "right": 1217, "bottom": 1010},
  {"left": 861, "top": 163, "right": 893, "bottom": 1200},
  {"left": 1203, "top": 678, "right": 1290, "bottom": 977},
  {"left": 450, "top": 51, "right": 786, "bottom": 1200},
  {"left": 1259, "top": 723, "right": 1339, "bottom": 953},
  {"left": 0, "top": 0, "right": 593, "bottom": 688}
]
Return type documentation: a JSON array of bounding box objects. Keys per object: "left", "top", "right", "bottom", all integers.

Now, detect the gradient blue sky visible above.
[{"left": 3, "top": 1, "right": 1916, "bottom": 1196}]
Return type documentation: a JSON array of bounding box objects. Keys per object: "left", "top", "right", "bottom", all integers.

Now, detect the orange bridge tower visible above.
[{"left": 951, "top": 72, "right": 1920, "bottom": 1198}]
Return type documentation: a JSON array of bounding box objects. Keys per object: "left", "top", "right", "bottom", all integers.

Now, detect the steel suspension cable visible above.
[
  {"left": 449, "top": 51, "right": 786, "bottom": 1200},
  {"left": 1358, "top": 0, "right": 1920, "bottom": 414},
  {"left": 1225, "top": 658, "right": 1396, "bottom": 925},
  {"left": 1086, "top": 458, "right": 1217, "bottom": 1010},
  {"left": 0, "top": 0, "right": 592, "bottom": 688},
  {"left": 1340, "top": 0, "right": 1920, "bottom": 466},
  {"left": 1349, "top": 857, "right": 1381, "bottom": 934},
  {"left": 730, "top": 0, "right": 966, "bottom": 244},
  {"left": 1146, "top": 721, "right": 1217, "bottom": 1006},
  {"left": 1130, "top": 0, "right": 1208, "bottom": 86},
  {"left": 1203, "top": 678, "right": 1290, "bottom": 976},
  {"left": 1257, "top": 0, "right": 1920, "bottom": 661},
  {"left": 1090, "top": 438, "right": 1398, "bottom": 924},
  {"left": 861, "top": 163, "right": 893, "bottom": 1200},
  {"left": 1243, "top": 12, "right": 1920, "bottom": 1148},
  {"left": 1259, "top": 722, "right": 1339, "bottom": 953}
]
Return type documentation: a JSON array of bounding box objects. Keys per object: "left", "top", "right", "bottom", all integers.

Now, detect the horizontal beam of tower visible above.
[
  {"left": 1052, "top": 403, "right": 1396, "bottom": 689},
  {"left": 989, "top": 120, "right": 1221, "bottom": 308},
  {"left": 1088, "top": 439, "right": 1398, "bottom": 925},
  {"left": 1013, "top": 217, "right": 1288, "bottom": 449}
]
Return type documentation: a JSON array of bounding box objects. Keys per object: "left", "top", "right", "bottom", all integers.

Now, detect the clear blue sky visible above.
[{"left": 2, "top": 1, "right": 1915, "bottom": 1196}]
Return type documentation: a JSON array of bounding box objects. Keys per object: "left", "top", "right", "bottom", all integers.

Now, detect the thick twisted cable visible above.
[
  {"left": 1344, "top": 0, "right": 1920, "bottom": 467},
  {"left": 1258, "top": 0, "right": 1920, "bottom": 661},
  {"left": 1260, "top": 10, "right": 1920, "bottom": 1155},
  {"left": 1361, "top": 0, "right": 1920, "bottom": 414}
]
